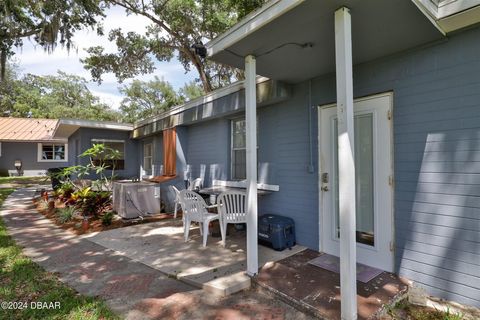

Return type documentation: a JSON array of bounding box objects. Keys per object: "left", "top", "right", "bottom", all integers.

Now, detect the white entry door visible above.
[{"left": 319, "top": 93, "right": 394, "bottom": 272}]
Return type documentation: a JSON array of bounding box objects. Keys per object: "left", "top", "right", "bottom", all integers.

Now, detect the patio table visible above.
[{"left": 198, "top": 186, "right": 272, "bottom": 204}]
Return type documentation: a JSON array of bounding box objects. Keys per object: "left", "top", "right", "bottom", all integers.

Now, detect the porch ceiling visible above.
[{"left": 207, "top": 0, "right": 445, "bottom": 83}]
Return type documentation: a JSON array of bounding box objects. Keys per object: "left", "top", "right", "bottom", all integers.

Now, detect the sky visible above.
[{"left": 12, "top": 6, "right": 196, "bottom": 109}]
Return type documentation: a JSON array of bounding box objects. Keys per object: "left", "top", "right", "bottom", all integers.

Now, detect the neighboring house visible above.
[
  {"left": 53, "top": 119, "right": 137, "bottom": 179},
  {"left": 0, "top": 117, "right": 135, "bottom": 178},
  {"left": 131, "top": 0, "right": 480, "bottom": 310},
  {"left": 0, "top": 118, "right": 68, "bottom": 176}
]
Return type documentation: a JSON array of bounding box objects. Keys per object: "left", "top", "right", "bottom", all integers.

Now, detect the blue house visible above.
[
  {"left": 130, "top": 0, "right": 480, "bottom": 315},
  {"left": 0, "top": 118, "right": 67, "bottom": 176},
  {"left": 0, "top": 117, "right": 135, "bottom": 178},
  {"left": 2, "top": 0, "right": 479, "bottom": 315}
]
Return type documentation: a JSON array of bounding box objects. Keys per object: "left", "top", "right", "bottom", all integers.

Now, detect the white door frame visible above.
[{"left": 318, "top": 92, "right": 395, "bottom": 272}]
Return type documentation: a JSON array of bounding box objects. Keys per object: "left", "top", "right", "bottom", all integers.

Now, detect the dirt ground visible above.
[{"left": 34, "top": 196, "right": 178, "bottom": 235}]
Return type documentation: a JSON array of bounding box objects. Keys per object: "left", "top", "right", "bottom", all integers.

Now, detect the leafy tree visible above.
[
  {"left": 82, "top": 0, "right": 266, "bottom": 92},
  {"left": 0, "top": 67, "right": 120, "bottom": 121},
  {"left": 118, "top": 77, "right": 205, "bottom": 123},
  {"left": 0, "top": 0, "right": 104, "bottom": 82},
  {"left": 179, "top": 80, "right": 204, "bottom": 101},
  {"left": 119, "top": 76, "right": 182, "bottom": 123}
]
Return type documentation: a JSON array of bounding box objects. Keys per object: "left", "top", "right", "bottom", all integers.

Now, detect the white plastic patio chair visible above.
[
  {"left": 170, "top": 185, "right": 181, "bottom": 219},
  {"left": 216, "top": 191, "right": 247, "bottom": 247},
  {"left": 188, "top": 178, "right": 203, "bottom": 191},
  {"left": 179, "top": 189, "right": 219, "bottom": 247}
]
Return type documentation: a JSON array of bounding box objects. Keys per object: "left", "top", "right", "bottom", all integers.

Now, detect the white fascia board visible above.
[
  {"left": 134, "top": 76, "right": 270, "bottom": 128},
  {"left": 58, "top": 119, "right": 133, "bottom": 131},
  {"left": 437, "top": 0, "right": 480, "bottom": 18},
  {"left": 413, "top": 0, "right": 440, "bottom": 18},
  {"left": 206, "top": 0, "right": 305, "bottom": 57},
  {"left": 438, "top": 4, "right": 480, "bottom": 31},
  {"left": 412, "top": 0, "right": 480, "bottom": 33},
  {"left": 411, "top": 0, "right": 447, "bottom": 34}
]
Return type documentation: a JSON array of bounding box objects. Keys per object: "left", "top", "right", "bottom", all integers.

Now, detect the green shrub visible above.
[
  {"left": 101, "top": 211, "right": 114, "bottom": 226},
  {"left": 56, "top": 207, "right": 76, "bottom": 224}
]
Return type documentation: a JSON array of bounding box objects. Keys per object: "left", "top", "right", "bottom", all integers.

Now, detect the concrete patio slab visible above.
[
  {"left": 83, "top": 217, "right": 306, "bottom": 295},
  {"left": 0, "top": 187, "right": 313, "bottom": 319}
]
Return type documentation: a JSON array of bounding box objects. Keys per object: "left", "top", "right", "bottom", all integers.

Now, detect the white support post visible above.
[
  {"left": 335, "top": 7, "right": 357, "bottom": 320},
  {"left": 245, "top": 54, "right": 258, "bottom": 276}
]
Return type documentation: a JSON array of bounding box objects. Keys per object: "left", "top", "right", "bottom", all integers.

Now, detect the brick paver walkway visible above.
[{"left": 0, "top": 188, "right": 312, "bottom": 320}]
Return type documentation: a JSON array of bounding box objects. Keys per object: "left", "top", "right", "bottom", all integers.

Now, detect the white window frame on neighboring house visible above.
[
  {"left": 37, "top": 143, "right": 68, "bottom": 162},
  {"left": 143, "top": 142, "right": 153, "bottom": 172}
]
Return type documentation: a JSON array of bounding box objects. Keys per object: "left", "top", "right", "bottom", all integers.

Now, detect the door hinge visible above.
[
  {"left": 390, "top": 241, "right": 395, "bottom": 252},
  {"left": 389, "top": 175, "right": 393, "bottom": 186},
  {"left": 387, "top": 110, "right": 392, "bottom": 120}
]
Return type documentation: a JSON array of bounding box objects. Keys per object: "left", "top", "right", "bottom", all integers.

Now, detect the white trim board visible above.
[
  {"left": 206, "top": 0, "right": 305, "bottom": 57},
  {"left": 212, "top": 179, "right": 279, "bottom": 192}
]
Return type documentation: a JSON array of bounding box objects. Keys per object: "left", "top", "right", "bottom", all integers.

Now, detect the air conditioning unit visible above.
[{"left": 113, "top": 181, "right": 161, "bottom": 219}]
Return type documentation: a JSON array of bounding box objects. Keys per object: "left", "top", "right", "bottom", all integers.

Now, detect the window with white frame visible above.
[
  {"left": 143, "top": 143, "right": 153, "bottom": 172},
  {"left": 231, "top": 118, "right": 258, "bottom": 180},
  {"left": 91, "top": 139, "right": 125, "bottom": 170},
  {"left": 231, "top": 119, "right": 246, "bottom": 180},
  {"left": 38, "top": 143, "right": 68, "bottom": 162}
]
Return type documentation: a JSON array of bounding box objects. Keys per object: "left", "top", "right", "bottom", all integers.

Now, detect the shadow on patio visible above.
[
  {"left": 83, "top": 218, "right": 306, "bottom": 294},
  {"left": 255, "top": 249, "right": 409, "bottom": 320}
]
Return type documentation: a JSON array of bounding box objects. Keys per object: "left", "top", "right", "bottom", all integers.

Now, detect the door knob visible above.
[{"left": 321, "top": 185, "right": 329, "bottom": 192}]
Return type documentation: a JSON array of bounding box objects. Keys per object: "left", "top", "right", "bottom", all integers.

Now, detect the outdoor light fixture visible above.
[
  {"left": 191, "top": 42, "right": 207, "bottom": 58},
  {"left": 14, "top": 160, "right": 22, "bottom": 176}
]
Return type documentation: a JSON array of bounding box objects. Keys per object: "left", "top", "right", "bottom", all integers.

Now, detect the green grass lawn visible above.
[
  {"left": 0, "top": 189, "right": 119, "bottom": 319},
  {"left": 0, "top": 176, "right": 51, "bottom": 187}
]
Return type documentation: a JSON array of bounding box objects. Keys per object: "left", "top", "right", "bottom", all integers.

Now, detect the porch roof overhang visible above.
[
  {"left": 206, "top": 0, "right": 445, "bottom": 83},
  {"left": 53, "top": 119, "right": 134, "bottom": 140}
]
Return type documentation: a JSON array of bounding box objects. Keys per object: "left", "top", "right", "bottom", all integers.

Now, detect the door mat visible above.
[{"left": 308, "top": 253, "right": 383, "bottom": 283}]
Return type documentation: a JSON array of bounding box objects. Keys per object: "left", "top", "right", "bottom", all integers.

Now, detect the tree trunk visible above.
[
  {"left": 0, "top": 49, "right": 7, "bottom": 83},
  {"left": 186, "top": 47, "right": 212, "bottom": 93}
]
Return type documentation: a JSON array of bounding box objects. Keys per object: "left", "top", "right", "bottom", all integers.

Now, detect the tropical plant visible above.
[
  {"left": 80, "top": 143, "right": 121, "bottom": 191},
  {"left": 83, "top": 191, "right": 111, "bottom": 217},
  {"left": 71, "top": 187, "right": 111, "bottom": 217},
  {"left": 56, "top": 206, "right": 76, "bottom": 224},
  {"left": 101, "top": 211, "right": 114, "bottom": 226}
]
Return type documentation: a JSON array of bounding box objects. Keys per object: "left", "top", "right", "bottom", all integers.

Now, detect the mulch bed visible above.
[{"left": 33, "top": 197, "right": 178, "bottom": 235}]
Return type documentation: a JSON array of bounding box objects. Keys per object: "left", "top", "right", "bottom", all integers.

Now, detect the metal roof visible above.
[{"left": 0, "top": 118, "right": 61, "bottom": 142}]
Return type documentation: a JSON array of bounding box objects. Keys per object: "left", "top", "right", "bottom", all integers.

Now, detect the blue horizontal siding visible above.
[
  {"left": 185, "top": 119, "right": 229, "bottom": 187},
  {"left": 313, "top": 24, "right": 480, "bottom": 306},
  {"left": 157, "top": 24, "right": 480, "bottom": 307}
]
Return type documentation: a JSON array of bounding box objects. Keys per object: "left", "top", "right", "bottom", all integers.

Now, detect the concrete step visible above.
[
  {"left": 176, "top": 261, "right": 251, "bottom": 296},
  {"left": 203, "top": 271, "right": 251, "bottom": 297}
]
